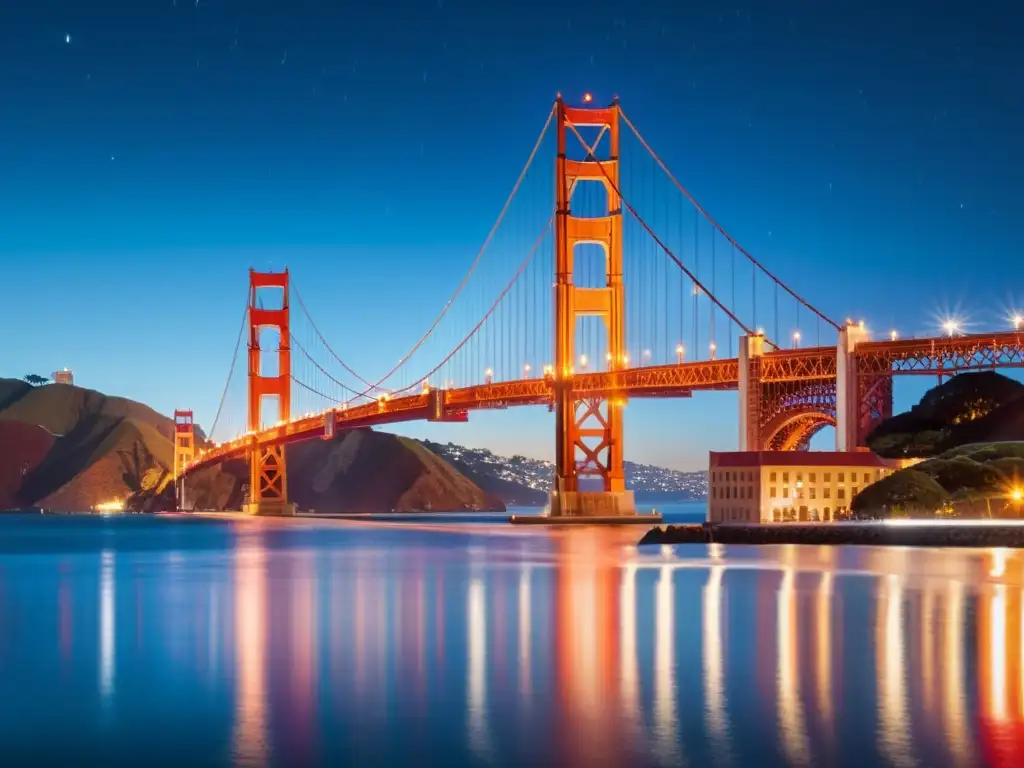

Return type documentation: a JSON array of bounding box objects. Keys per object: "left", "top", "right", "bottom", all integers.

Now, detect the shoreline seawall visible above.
[{"left": 639, "top": 522, "right": 1024, "bottom": 548}]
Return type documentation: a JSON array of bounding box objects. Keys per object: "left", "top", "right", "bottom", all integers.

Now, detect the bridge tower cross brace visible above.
[
  {"left": 172, "top": 409, "right": 196, "bottom": 511},
  {"left": 550, "top": 96, "right": 636, "bottom": 518},
  {"left": 245, "top": 268, "right": 295, "bottom": 516}
]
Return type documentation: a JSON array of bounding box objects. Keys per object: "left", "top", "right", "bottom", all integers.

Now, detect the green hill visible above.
[{"left": 854, "top": 372, "right": 1024, "bottom": 518}]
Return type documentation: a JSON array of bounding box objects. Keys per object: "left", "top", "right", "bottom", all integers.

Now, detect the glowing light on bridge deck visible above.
[
  {"left": 95, "top": 499, "right": 124, "bottom": 513},
  {"left": 676, "top": 344, "right": 685, "bottom": 363},
  {"left": 582, "top": 92, "right": 593, "bottom": 103},
  {"left": 622, "top": 354, "right": 629, "bottom": 364},
  {"left": 890, "top": 329, "right": 898, "bottom": 342},
  {"left": 1013, "top": 314, "right": 1023, "bottom": 331},
  {"left": 579, "top": 354, "right": 588, "bottom": 368},
  {"left": 792, "top": 330, "right": 801, "bottom": 348},
  {"left": 942, "top": 319, "right": 961, "bottom": 337},
  {"left": 484, "top": 368, "right": 493, "bottom": 384},
  {"left": 643, "top": 349, "right": 651, "bottom": 361},
  {"left": 523, "top": 364, "right": 531, "bottom": 375},
  {"left": 708, "top": 342, "right": 717, "bottom": 360},
  {"left": 542, "top": 364, "right": 553, "bottom": 377}
]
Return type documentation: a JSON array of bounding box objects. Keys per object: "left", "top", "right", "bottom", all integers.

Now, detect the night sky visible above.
[{"left": 3, "top": 1, "right": 1022, "bottom": 469}]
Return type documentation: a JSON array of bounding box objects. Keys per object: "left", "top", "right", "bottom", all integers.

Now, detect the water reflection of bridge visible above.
[{"left": 219, "top": 536, "right": 1024, "bottom": 765}]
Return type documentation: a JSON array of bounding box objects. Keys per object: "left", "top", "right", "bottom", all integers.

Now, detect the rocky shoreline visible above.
[{"left": 639, "top": 522, "right": 1024, "bottom": 548}]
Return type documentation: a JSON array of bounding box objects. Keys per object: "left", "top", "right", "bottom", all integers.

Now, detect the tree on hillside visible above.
[
  {"left": 23, "top": 374, "right": 48, "bottom": 386},
  {"left": 917, "top": 455, "right": 1006, "bottom": 496},
  {"left": 866, "top": 411, "right": 949, "bottom": 458},
  {"left": 919, "top": 371, "right": 1024, "bottom": 424},
  {"left": 851, "top": 470, "right": 950, "bottom": 518}
]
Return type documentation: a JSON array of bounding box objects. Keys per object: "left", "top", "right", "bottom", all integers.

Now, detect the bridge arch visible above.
[{"left": 761, "top": 409, "right": 836, "bottom": 451}]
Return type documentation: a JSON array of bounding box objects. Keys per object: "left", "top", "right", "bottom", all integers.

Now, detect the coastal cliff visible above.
[{"left": 0, "top": 378, "right": 502, "bottom": 513}]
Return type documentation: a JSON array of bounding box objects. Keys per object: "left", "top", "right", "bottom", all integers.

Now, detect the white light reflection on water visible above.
[
  {"left": 99, "top": 549, "right": 115, "bottom": 702},
  {"left": 233, "top": 542, "right": 268, "bottom": 766},
  {"left": 653, "top": 564, "right": 683, "bottom": 766},
  {"left": 703, "top": 563, "right": 730, "bottom": 763}
]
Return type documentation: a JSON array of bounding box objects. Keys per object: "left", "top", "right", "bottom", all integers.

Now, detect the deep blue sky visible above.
[{"left": 2, "top": 1, "right": 1022, "bottom": 470}]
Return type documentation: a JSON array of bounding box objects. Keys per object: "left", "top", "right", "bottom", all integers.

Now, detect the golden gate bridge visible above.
[{"left": 171, "top": 96, "right": 1024, "bottom": 516}]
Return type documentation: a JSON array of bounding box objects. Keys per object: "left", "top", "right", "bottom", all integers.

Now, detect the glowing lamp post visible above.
[
  {"left": 889, "top": 330, "right": 898, "bottom": 342},
  {"left": 709, "top": 341, "right": 717, "bottom": 360},
  {"left": 792, "top": 330, "right": 801, "bottom": 349},
  {"left": 943, "top": 320, "right": 960, "bottom": 338},
  {"left": 1014, "top": 315, "right": 1023, "bottom": 331},
  {"left": 579, "top": 354, "right": 588, "bottom": 369},
  {"left": 675, "top": 344, "right": 685, "bottom": 364},
  {"left": 484, "top": 368, "right": 493, "bottom": 385}
]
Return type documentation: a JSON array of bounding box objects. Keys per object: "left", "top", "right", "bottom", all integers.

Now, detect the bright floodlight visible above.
[{"left": 943, "top": 319, "right": 959, "bottom": 337}]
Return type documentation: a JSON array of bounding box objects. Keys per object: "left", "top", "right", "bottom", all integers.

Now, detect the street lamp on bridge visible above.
[
  {"left": 792, "top": 330, "right": 801, "bottom": 349},
  {"left": 943, "top": 319, "right": 961, "bottom": 338},
  {"left": 484, "top": 368, "right": 493, "bottom": 385},
  {"left": 1013, "top": 314, "right": 1023, "bottom": 331},
  {"left": 675, "top": 344, "right": 685, "bottom": 363}
]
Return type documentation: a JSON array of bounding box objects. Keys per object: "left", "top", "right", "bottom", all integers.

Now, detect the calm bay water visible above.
[{"left": 0, "top": 504, "right": 1021, "bottom": 766}]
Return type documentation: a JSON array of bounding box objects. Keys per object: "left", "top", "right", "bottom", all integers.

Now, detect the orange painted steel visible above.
[
  {"left": 856, "top": 332, "right": 1024, "bottom": 375},
  {"left": 247, "top": 269, "right": 291, "bottom": 507},
  {"left": 552, "top": 97, "right": 627, "bottom": 496},
  {"left": 184, "top": 331, "right": 1024, "bottom": 477}
]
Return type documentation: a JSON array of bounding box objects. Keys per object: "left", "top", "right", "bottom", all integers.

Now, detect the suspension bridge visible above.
[{"left": 171, "top": 96, "right": 1024, "bottom": 517}]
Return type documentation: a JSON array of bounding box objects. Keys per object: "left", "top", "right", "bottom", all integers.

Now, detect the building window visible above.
[
  {"left": 824, "top": 488, "right": 831, "bottom": 499},
  {"left": 863, "top": 472, "right": 870, "bottom": 484},
  {"left": 824, "top": 472, "right": 831, "bottom": 482},
  {"left": 809, "top": 488, "right": 816, "bottom": 500},
  {"left": 783, "top": 487, "right": 789, "bottom": 498},
  {"left": 838, "top": 488, "right": 846, "bottom": 500},
  {"left": 770, "top": 487, "right": 777, "bottom": 498},
  {"left": 809, "top": 472, "right": 816, "bottom": 483},
  {"left": 796, "top": 473, "right": 803, "bottom": 483},
  {"left": 783, "top": 472, "right": 790, "bottom": 483},
  {"left": 770, "top": 471, "right": 777, "bottom": 482},
  {"left": 838, "top": 472, "right": 845, "bottom": 483},
  {"left": 852, "top": 487, "right": 859, "bottom": 498}
]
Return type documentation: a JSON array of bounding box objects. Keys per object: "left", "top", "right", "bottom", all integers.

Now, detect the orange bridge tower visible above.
[
  {"left": 172, "top": 409, "right": 196, "bottom": 511},
  {"left": 245, "top": 268, "right": 295, "bottom": 516},
  {"left": 550, "top": 96, "right": 636, "bottom": 518}
]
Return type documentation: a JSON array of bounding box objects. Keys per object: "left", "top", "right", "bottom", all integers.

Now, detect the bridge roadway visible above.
[{"left": 184, "top": 330, "right": 1024, "bottom": 475}]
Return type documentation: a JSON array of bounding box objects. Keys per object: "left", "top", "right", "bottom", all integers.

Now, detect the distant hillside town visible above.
[{"left": 418, "top": 440, "right": 707, "bottom": 506}]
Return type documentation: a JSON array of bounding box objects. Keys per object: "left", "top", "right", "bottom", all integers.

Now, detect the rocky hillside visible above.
[
  {"left": 0, "top": 378, "right": 175, "bottom": 511},
  {"left": 136, "top": 429, "right": 505, "bottom": 513},
  {"left": 0, "top": 378, "right": 501, "bottom": 513}
]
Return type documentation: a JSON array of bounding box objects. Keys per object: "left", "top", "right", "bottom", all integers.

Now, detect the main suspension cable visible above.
[
  {"left": 565, "top": 120, "right": 763, "bottom": 344},
  {"left": 209, "top": 300, "right": 248, "bottom": 441},
  {"left": 346, "top": 104, "right": 556, "bottom": 399},
  {"left": 618, "top": 107, "right": 841, "bottom": 331}
]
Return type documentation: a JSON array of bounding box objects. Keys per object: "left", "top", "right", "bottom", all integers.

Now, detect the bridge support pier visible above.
[
  {"left": 836, "top": 323, "right": 870, "bottom": 451},
  {"left": 738, "top": 333, "right": 765, "bottom": 451}
]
